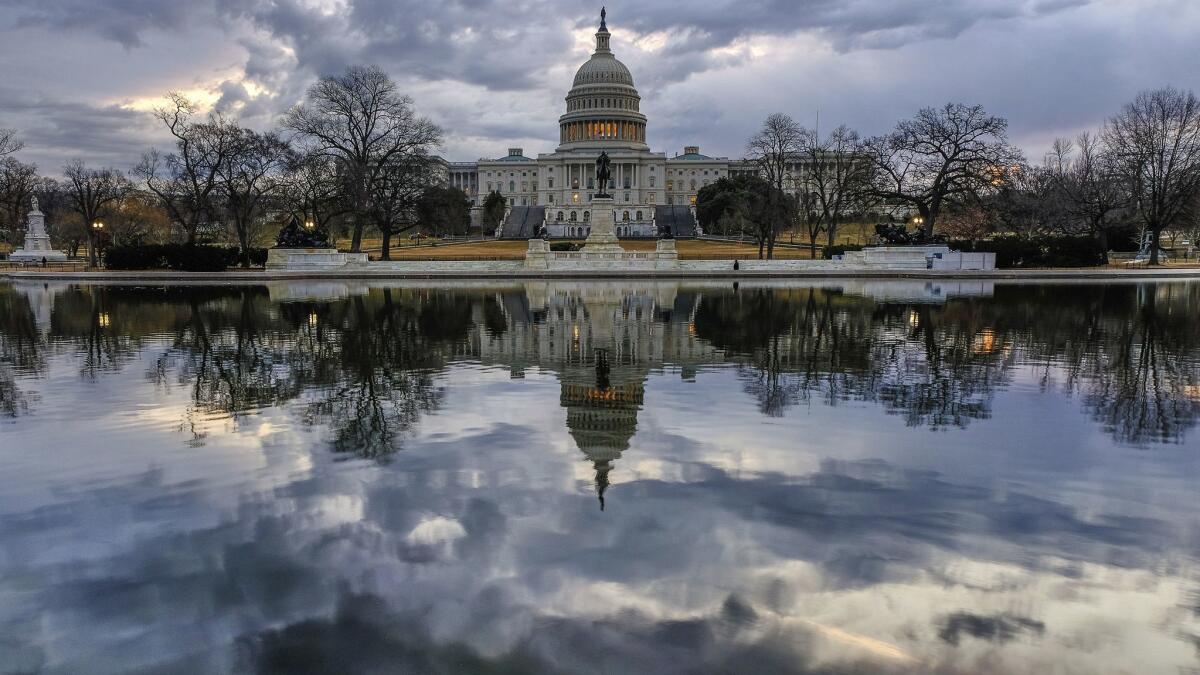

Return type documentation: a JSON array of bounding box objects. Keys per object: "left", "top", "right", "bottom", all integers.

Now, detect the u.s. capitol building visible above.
[{"left": 445, "top": 11, "right": 760, "bottom": 239}]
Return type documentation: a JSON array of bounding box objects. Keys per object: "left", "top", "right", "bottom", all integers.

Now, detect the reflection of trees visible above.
[
  {"left": 1037, "top": 284, "right": 1200, "bottom": 445},
  {"left": 0, "top": 286, "right": 41, "bottom": 416},
  {"left": 694, "top": 288, "right": 1010, "bottom": 427},
  {"left": 296, "top": 290, "right": 470, "bottom": 458},
  {"left": 51, "top": 287, "right": 148, "bottom": 378},
  {"left": 693, "top": 283, "right": 1200, "bottom": 443},
  {"left": 149, "top": 287, "right": 473, "bottom": 457}
]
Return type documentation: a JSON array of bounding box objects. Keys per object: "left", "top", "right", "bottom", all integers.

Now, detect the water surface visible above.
[{"left": 1, "top": 279, "right": 1198, "bottom": 674}]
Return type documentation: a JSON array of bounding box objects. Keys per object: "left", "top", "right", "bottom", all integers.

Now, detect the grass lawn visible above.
[{"left": 358, "top": 238, "right": 817, "bottom": 261}]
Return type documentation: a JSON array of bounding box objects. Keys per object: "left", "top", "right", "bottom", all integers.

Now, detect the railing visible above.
[{"left": 0, "top": 260, "right": 91, "bottom": 272}]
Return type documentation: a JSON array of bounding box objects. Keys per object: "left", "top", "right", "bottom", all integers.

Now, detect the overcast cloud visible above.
[{"left": 1, "top": 0, "right": 1198, "bottom": 173}]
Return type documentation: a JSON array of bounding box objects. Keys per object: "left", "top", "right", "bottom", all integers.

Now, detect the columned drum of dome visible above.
[{"left": 557, "top": 12, "right": 649, "bottom": 152}]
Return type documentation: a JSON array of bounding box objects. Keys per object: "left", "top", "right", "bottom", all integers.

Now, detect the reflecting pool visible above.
[{"left": 1, "top": 279, "right": 1198, "bottom": 674}]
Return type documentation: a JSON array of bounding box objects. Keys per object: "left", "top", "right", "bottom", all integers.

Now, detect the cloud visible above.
[{"left": 1, "top": 0, "right": 1199, "bottom": 177}]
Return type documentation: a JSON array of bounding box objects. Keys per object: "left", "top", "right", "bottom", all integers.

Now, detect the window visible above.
[
  {"left": 509, "top": 181, "right": 515, "bottom": 192},
  {"left": 649, "top": 176, "right": 656, "bottom": 187},
  {"left": 690, "top": 180, "right": 696, "bottom": 190},
  {"left": 622, "top": 211, "right": 630, "bottom": 221},
  {"left": 548, "top": 178, "right": 554, "bottom": 188},
  {"left": 587, "top": 177, "right": 594, "bottom": 189},
  {"left": 486, "top": 182, "right": 492, "bottom": 191},
  {"left": 557, "top": 211, "right": 564, "bottom": 221},
  {"left": 583, "top": 211, "right": 590, "bottom": 222},
  {"left": 570, "top": 211, "right": 577, "bottom": 221},
  {"left": 521, "top": 182, "right": 527, "bottom": 191},
  {"left": 648, "top": 193, "right": 655, "bottom": 203},
  {"left": 667, "top": 196, "right": 674, "bottom": 205},
  {"left": 548, "top": 193, "right": 554, "bottom": 204},
  {"left": 624, "top": 193, "right": 630, "bottom": 202},
  {"left": 636, "top": 210, "right": 643, "bottom": 220},
  {"left": 666, "top": 180, "right": 673, "bottom": 190}
]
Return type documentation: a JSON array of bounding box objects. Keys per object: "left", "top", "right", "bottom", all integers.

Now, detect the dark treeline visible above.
[
  {"left": 2, "top": 282, "right": 1197, "bottom": 450},
  {"left": 702, "top": 89, "right": 1200, "bottom": 264}
]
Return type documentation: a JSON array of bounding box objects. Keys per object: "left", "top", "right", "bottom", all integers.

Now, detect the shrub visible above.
[
  {"left": 103, "top": 244, "right": 231, "bottom": 272},
  {"left": 824, "top": 244, "right": 865, "bottom": 260},
  {"left": 950, "top": 235, "right": 1105, "bottom": 268},
  {"left": 550, "top": 241, "right": 583, "bottom": 252},
  {"left": 168, "top": 245, "right": 229, "bottom": 272},
  {"left": 104, "top": 245, "right": 163, "bottom": 270}
]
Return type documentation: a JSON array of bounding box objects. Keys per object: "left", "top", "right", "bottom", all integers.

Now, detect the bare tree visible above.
[
  {"left": 867, "top": 103, "right": 1024, "bottom": 236},
  {"left": 284, "top": 65, "right": 442, "bottom": 252},
  {"left": 63, "top": 160, "right": 132, "bottom": 267},
  {"left": 369, "top": 156, "right": 440, "bottom": 260},
  {"left": 216, "top": 128, "right": 292, "bottom": 267},
  {"left": 796, "top": 124, "right": 876, "bottom": 254},
  {"left": 0, "top": 129, "right": 22, "bottom": 159},
  {"left": 747, "top": 113, "right": 804, "bottom": 258},
  {"left": 280, "top": 151, "right": 348, "bottom": 231},
  {"left": 1046, "top": 132, "right": 1128, "bottom": 262},
  {"left": 0, "top": 158, "right": 40, "bottom": 245},
  {"left": 1104, "top": 87, "right": 1200, "bottom": 265},
  {"left": 135, "top": 93, "right": 240, "bottom": 244}
]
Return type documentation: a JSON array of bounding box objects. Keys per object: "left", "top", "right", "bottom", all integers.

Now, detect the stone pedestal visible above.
[
  {"left": 655, "top": 239, "right": 679, "bottom": 264},
  {"left": 10, "top": 202, "right": 68, "bottom": 263},
  {"left": 266, "top": 248, "right": 369, "bottom": 270},
  {"left": 581, "top": 197, "right": 623, "bottom": 253},
  {"left": 525, "top": 238, "right": 550, "bottom": 270}
]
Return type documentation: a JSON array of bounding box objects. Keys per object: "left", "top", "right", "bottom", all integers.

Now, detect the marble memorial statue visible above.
[{"left": 10, "top": 195, "right": 68, "bottom": 263}]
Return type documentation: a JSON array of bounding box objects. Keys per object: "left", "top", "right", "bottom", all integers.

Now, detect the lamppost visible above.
[{"left": 90, "top": 220, "right": 104, "bottom": 268}]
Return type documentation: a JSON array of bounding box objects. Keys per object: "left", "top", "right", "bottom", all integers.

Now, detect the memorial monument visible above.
[
  {"left": 10, "top": 197, "right": 68, "bottom": 263},
  {"left": 579, "top": 151, "right": 623, "bottom": 254}
]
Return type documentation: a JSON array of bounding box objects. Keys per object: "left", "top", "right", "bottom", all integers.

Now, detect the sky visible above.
[{"left": 1, "top": 0, "right": 1198, "bottom": 175}]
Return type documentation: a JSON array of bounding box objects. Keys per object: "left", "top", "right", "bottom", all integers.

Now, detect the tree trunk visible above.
[
  {"left": 1097, "top": 227, "right": 1109, "bottom": 265},
  {"left": 1149, "top": 226, "right": 1160, "bottom": 265},
  {"left": 87, "top": 230, "right": 98, "bottom": 268},
  {"left": 237, "top": 222, "right": 251, "bottom": 268},
  {"left": 381, "top": 229, "right": 392, "bottom": 261}
]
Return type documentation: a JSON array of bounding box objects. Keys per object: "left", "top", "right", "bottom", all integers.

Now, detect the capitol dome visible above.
[
  {"left": 572, "top": 53, "right": 635, "bottom": 88},
  {"left": 557, "top": 9, "right": 649, "bottom": 151}
]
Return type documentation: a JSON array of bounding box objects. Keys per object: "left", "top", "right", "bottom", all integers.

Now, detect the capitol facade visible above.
[{"left": 444, "top": 11, "right": 758, "bottom": 240}]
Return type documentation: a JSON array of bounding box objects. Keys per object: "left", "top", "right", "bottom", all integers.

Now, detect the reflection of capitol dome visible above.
[
  {"left": 558, "top": 10, "right": 648, "bottom": 151},
  {"left": 561, "top": 349, "right": 645, "bottom": 510}
]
